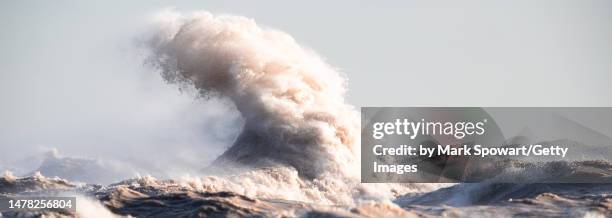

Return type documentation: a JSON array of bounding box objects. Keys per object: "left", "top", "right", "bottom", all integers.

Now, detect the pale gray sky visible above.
[{"left": 1, "top": 0, "right": 611, "bottom": 176}]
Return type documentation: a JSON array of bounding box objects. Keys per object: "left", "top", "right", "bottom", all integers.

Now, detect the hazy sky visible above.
[{"left": 1, "top": 1, "right": 611, "bottom": 176}]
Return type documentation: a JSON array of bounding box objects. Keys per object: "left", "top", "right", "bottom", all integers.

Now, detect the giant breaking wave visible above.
[
  {"left": 149, "top": 11, "right": 359, "bottom": 179},
  {"left": 145, "top": 11, "right": 435, "bottom": 205}
]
